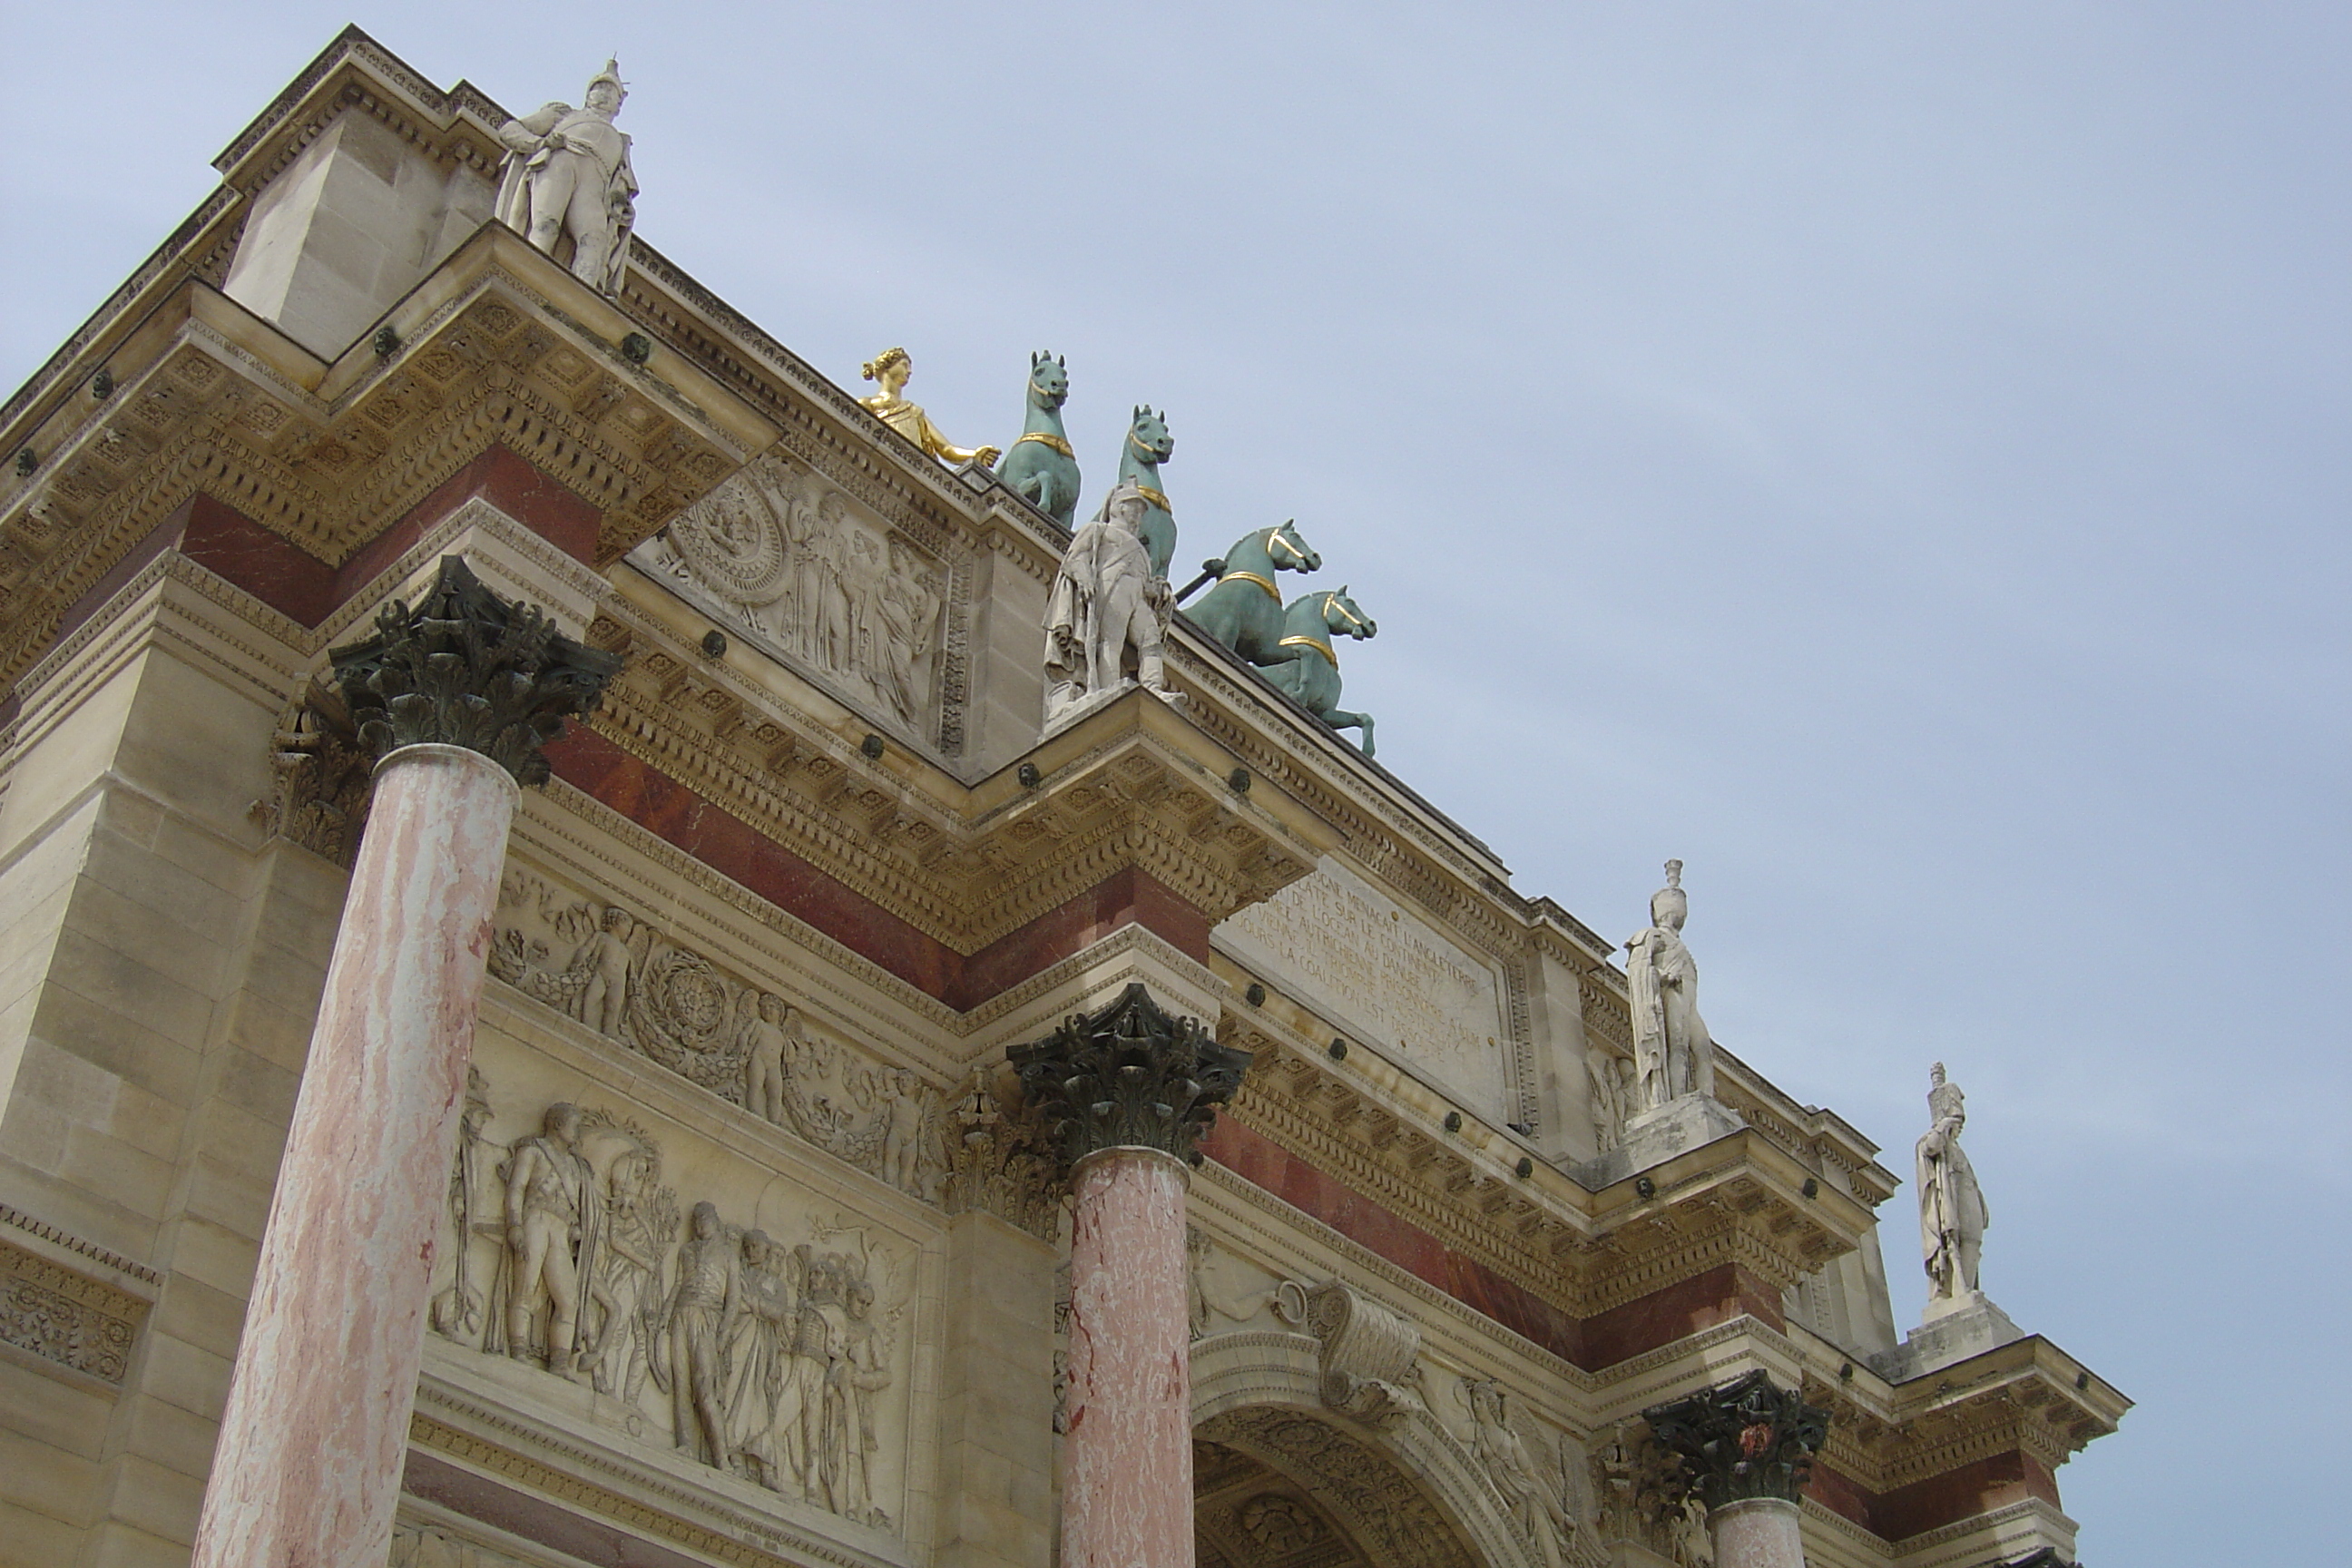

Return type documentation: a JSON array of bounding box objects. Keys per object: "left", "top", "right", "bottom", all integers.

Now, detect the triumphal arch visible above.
[{"left": 0, "top": 30, "right": 2124, "bottom": 1568}]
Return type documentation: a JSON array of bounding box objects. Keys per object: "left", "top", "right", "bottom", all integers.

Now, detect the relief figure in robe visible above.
[{"left": 726, "top": 1230, "right": 793, "bottom": 1489}]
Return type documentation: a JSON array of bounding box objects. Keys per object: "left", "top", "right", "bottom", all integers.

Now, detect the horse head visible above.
[
  {"left": 1322, "top": 586, "right": 1377, "bottom": 641},
  {"left": 1127, "top": 406, "right": 1174, "bottom": 467},
  {"left": 1027, "top": 351, "right": 1069, "bottom": 410},
  {"left": 1267, "top": 518, "right": 1322, "bottom": 574}
]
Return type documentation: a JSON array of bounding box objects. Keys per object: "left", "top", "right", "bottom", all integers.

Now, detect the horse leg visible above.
[{"left": 1322, "top": 710, "right": 1376, "bottom": 758}]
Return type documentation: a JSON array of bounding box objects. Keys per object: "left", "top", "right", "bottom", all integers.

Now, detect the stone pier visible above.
[
  {"left": 190, "top": 559, "right": 615, "bottom": 1568},
  {"left": 1011, "top": 983, "right": 1250, "bottom": 1568}
]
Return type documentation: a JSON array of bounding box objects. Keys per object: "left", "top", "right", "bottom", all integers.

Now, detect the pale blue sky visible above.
[{"left": 7, "top": 5, "right": 2345, "bottom": 1561}]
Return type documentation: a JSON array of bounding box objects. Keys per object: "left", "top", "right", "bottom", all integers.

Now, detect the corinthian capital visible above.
[
  {"left": 1642, "top": 1368, "right": 1830, "bottom": 1510},
  {"left": 1007, "top": 982, "right": 1250, "bottom": 1169},
  {"left": 327, "top": 556, "right": 621, "bottom": 785}
]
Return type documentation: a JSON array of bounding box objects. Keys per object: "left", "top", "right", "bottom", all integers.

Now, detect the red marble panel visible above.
[
  {"left": 178, "top": 492, "right": 339, "bottom": 625},
  {"left": 1868, "top": 1450, "right": 2061, "bottom": 1543},
  {"left": 544, "top": 728, "right": 1211, "bottom": 1008},
  {"left": 1802, "top": 1460, "right": 1876, "bottom": 1531},
  {"left": 336, "top": 443, "right": 602, "bottom": 599},
  {"left": 1581, "top": 1263, "right": 1785, "bottom": 1367}
]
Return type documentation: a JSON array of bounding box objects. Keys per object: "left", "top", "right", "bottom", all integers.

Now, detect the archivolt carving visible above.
[
  {"left": 428, "top": 1074, "right": 916, "bottom": 1535},
  {"left": 488, "top": 865, "right": 946, "bottom": 1202},
  {"left": 1191, "top": 1333, "right": 1540, "bottom": 1568}
]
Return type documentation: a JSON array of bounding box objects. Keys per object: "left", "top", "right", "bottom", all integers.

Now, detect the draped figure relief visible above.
[{"left": 632, "top": 452, "right": 955, "bottom": 744}]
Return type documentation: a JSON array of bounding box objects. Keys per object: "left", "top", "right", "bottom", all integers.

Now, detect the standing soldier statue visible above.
[{"left": 495, "top": 59, "right": 639, "bottom": 295}]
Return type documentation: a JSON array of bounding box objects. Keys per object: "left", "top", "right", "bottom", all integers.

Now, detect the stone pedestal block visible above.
[{"left": 1583, "top": 1093, "right": 1746, "bottom": 1186}]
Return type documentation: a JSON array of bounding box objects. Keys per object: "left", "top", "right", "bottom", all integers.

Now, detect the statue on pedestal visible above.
[
  {"left": 1917, "top": 1062, "right": 1989, "bottom": 1302},
  {"left": 858, "top": 348, "right": 1000, "bottom": 468},
  {"left": 495, "top": 60, "right": 638, "bottom": 296},
  {"left": 1624, "top": 861, "right": 1714, "bottom": 1112},
  {"left": 1042, "top": 480, "right": 1179, "bottom": 728}
]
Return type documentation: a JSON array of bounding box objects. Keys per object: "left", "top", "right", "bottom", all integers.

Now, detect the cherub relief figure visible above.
[
  {"left": 570, "top": 906, "right": 636, "bottom": 1037},
  {"left": 741, "top": 993, "right": 798, "bottom": 1125}
]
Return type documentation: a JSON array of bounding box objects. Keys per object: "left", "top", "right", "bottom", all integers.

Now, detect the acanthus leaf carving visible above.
[{"left": 1008, "top": 982, "right": 1250, "bottom": 1170}]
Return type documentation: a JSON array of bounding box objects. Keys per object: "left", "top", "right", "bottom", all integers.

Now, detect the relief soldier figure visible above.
[
  {"left": 501, "top": 1102, "right": 603, "bottom": 1376},
  {"left": 663, "top": 1201, "right": 742, "bottom": 1465}
]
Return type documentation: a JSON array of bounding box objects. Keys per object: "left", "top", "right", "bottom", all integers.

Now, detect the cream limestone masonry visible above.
[
  {"left": 222, "top": 106, "right": 496, "bottom": 359},
  {"left": 1218, "top": 854, "right": 1514, "bottom": 1122}
]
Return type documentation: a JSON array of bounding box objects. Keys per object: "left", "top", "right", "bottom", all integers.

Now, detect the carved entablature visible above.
[
  {"left": 627, "top": 449, "right": 967, "bottom": 757},
  {"left": 570, "top": 630, "right": 1330, "bottom": 955},
  {"left": 0, "top": 234, "right": 742, "bottom": 701},
  {"left": 1801, "top": 1338, "right": 2127, "bottom": 1497},
  {"left": 1217, "top": 1015, "right": 1862, "bottom": 1324},
  {"left": 0, "top": 1205, "right": 160, "bottom": 1386},
  {"left": 487, "top": 862, "right": 950, "bottom": 1205}
]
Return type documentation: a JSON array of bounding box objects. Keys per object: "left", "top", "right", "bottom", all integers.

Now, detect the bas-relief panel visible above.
[
  {"left": 628, "top": 450, "right": 961, "bottom": 754},
  {"left": 1216, "top": 858, "right": 1511, "bottom": 1121},
  {"left": 486, "top": 865, "right": 948, "bottom": 1204},
  {"left": 425, "top": 1053, "right": 925, "bottom": 1539}
]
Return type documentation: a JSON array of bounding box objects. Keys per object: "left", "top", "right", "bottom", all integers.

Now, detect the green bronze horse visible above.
[
  {"left": 1267, "top": 587, "right": 1377, "bottom": 756},
  {"left": 998, "top": 351, "right": 1081, "bottom": 527},
  {"left": 1115, "top": 406, "right": 1178, "bottom": 579},
  {"left": 1186, "top": 520, "right": 1322, "bottom": 664}
]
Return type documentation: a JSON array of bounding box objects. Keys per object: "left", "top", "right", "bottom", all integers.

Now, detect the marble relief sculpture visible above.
[
  {"left": 429, "top": 1068, "right": 495, "bottom": 1344},
  {"left": 1623, "top": 861, "right": 1715, "bottom": 1112},
  {"left": 487, "top": 871, "right": 947, "bottom": 1204},
  {"left": 1585, "top": 1046, "right": 1633, "bottom": 1154},
  {"left": 1917, "top": 1063, "right": 1989, "bottom": 1301},
  {"left": 639, "top": 456, "right": 949, "bottom": 738},
  {"left": 499, "top": 1102, "right": 604, "bottom": 1377},
  {"left": 664, "top": 1200, "right": 742, "bottom": 1466},
  {"left": 1459, "top": 1377, "right": 1584, "bottom": 1568},
  {"left": 999, "top": 351, "right": 1083, "bottom": 526},
  {"left": 858, "top": 348, "right": 999, "bottom": 468},
  {"left": 495, "top": 60, "right": 638, "bottom": 295},
  {"left": 1042, "top": 479, "right": 1181, "bottom": 730}
]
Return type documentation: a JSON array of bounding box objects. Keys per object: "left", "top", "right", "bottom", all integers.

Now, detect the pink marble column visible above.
[
  {"left": 191, "top": 743, "right": 517, "bottom": 1568},
  {"left": 1710, "top": 1497, "right": 1807, "bottom": 1568},
  {"left": 1008, "top": 981, "right": 1250, "bottom": 1568},
  {"left": 1063, "top": 1145, "right": 1196, "bottom": 1568}
]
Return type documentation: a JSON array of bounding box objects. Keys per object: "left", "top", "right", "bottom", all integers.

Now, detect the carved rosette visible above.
[
  {"left": 1642, "top": 1369, "right": 1830, "bottom": 1512},
  {"left": 327, "top": 556, "right": 622, "bottom": 785},
  {"left": 1007, "top": 982, "right": 1250, "bottom": 1170}
]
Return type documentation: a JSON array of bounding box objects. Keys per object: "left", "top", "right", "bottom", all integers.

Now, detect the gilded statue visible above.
[
  {"left": 495, "top": 60, "right": 638, "bottom": 296},
  {"left": 1624, "top": 861, "right": 1714, "bottom": 1112},
  {"left": 1918, "top": 1063, "right": 1990, "bottom": 1301},
  {"left": 858, "top": 348, "right": 999, "bottom": 468}
]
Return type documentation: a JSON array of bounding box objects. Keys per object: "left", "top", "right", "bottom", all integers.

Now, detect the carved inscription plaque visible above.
[{"left": 1217, "top": 858, "right": 1508, "bottom": 1119}]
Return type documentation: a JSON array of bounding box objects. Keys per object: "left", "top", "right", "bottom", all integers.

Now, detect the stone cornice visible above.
[
  {"left": 0, "top": 230, "right": 756, "bottom": 701},
  {"left": 574, "top": 602, "right": 1337, "bottom": 952},
  {"left": 1788, "top": 1327, "right": 2128, "bottom": 1496},
  {"left": 1219, "top": 1006, "right": 1867, "bottom": 1322}
]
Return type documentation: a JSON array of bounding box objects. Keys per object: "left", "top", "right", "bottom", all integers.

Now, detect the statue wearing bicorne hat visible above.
[{"left": 496, "top": 59, "right": 639, "bottom": 296}]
